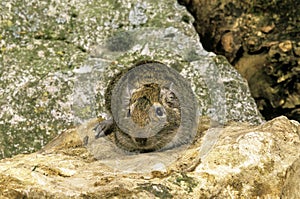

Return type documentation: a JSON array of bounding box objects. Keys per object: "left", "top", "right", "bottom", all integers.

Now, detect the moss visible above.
[
  {"left": 173, "top": 173, "right": 198, "bottom": 193},
  {"left": 80, "top": 187, "right": 137, "bottom": 199},
  {"left": 137, "top": 183, "right": 173, "bottom": 199}
]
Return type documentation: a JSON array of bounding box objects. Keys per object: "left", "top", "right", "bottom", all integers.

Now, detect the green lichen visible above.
[
  {"left": 137, "top": 183, "right": 173, "bottom": 199},
  {"left": 173, "top": 173, "right": 198, "bottom": 193}
]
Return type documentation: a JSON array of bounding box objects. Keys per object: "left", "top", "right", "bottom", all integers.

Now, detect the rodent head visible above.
[
  {"left": 129, "top": 83, "right": 164, "bottom": 127},
  {"left": 115, "top": 84, "right": 180, "bottom": 152}
]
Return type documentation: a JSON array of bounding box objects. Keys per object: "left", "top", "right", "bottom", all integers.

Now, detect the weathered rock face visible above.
[
  {"left": 281, "top": 156, "right": 300, "bottom": 199},
  {"left": 2, "top": 1, "right": 296, "bottom": 198},
  {"left": 1, "top": 0, "right": 201, "bottom": 158},
  {"left": 0, "top": 116, "right": 299, "bottom": 198},
  {"left": 179, "top": 0, "right": 300, "bottom": 121},
  {"left": 0, "top": 0, "right": 262, "bottom": 159}
]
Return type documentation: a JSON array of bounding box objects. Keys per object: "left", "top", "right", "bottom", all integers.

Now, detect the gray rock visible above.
[
  {"left": 1, "top": 0, "right": 200, "bottom": 159},
  {"left": 0, "top": 0, "right": 262, "bottom": 162}
]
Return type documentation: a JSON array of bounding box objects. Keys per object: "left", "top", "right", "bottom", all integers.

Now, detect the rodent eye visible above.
[
  {"left": 155, "top": 107, "right": 164, "bottom": 116},
  {"left": 168, "top": 92, "right": 175, "bottom": 100}
]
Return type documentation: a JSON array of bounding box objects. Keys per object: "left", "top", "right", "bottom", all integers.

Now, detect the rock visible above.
[
  {"left": 260, "top": 23, "right": 275, "bottom": 34},
  {"left": 0, "top": 116, "right": 299, "bottom": 198},
  {"left": 279, "top": 40, "right": 293, "bottom": 53},
  {"left": 0, "top": 0, "right": 205, "bottom": 159},
  {"left": 281, "top": 157, "right": 300, "bottom": 198},
  {"left": 1, "top": 0, "right": 262, "bottom": 160}
]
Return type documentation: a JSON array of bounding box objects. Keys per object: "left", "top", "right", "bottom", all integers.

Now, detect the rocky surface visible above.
[
  {"left": 0, "top": 0, "right": 197, "bottom": 158},
  {"left": 281, "top": 156, "right": 300, "bottom": 199},
  {"left": 1, "top": 1, "right": 298, "bottom": 197},
  {"left": 179, "top": 0, "right": 300, "bottom": 121},
  {"left": 0, "top": 116, "right": 299, "bottom": 198},
  {"left": 1, "top": 0, "right": 263, "bottom": 159}
]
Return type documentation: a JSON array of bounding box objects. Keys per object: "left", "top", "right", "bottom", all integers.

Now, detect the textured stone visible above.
[
  {"left": 281, "top": 156, "right": 300, "bottom": 199},
  {"left": 0, "top": 116, "right": 299, "bottom": 198},
  {"left": 0, "top": 0, "right": 199, "bottom": 159},
  {"left": 1, "top": 0, "right": 262, "bottom": 160}
]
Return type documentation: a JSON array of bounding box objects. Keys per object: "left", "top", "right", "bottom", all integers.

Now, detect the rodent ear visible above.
[
  {"left": 121, "top": 81, "right": 134, "bottom": 109},
  {"left": 164, "top": 82, "right": 174, "bottom": 91},
  {"left": 125, "top": 81, "right": 135, "bottom": 97}
]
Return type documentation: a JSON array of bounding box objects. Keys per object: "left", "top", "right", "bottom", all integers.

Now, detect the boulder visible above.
[{"left": 0, "top": 116, "right": 299, "bottom": 198}]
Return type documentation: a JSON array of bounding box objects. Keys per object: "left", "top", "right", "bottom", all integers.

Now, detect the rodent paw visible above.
[{"left": 93, "top": 118, "right": 114, "bottom": 139}]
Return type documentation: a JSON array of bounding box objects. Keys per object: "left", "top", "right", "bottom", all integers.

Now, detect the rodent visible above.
[{"left": 93, "top": 61, "right": 198, "bottom": 152}]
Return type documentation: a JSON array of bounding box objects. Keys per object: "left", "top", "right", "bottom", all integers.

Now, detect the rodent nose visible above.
[{"left": 134, "top": 137, "right": 147, "bottom": 146}]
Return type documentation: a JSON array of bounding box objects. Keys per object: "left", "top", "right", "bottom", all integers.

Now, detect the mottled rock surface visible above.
[
  {"left": 0, "top": 116, "right": 299, "bottom": 198},
  {"left": 281, "top": 156, "right": 300, "bottom": 199},
  {"left": 0, "top": 0, "right": 199, "bottom": 158},
  {"left": 1, "top": 0, "right": 263, "bottom": 159}
]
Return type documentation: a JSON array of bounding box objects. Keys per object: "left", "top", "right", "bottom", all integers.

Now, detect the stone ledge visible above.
[{"left": 0, "top": 116, "right": 299, "bottom": 198}]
